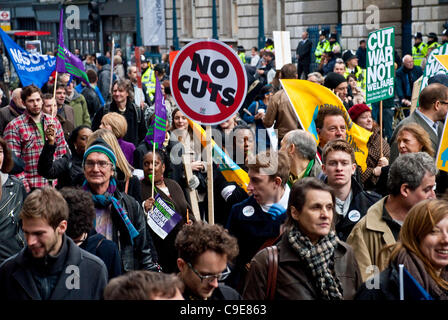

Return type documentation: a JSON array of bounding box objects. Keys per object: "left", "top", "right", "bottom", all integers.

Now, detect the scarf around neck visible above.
[
  {"left": 82, "top": 177, "right": 139, "bottom": 245},
  {"left": 395, "top": 248, "right": 448, "bottom": 300},
  {"left": 288, "top": 226, "right": 343, "bottom": 300}
]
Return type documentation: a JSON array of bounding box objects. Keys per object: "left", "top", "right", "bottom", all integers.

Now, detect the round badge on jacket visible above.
[
  {"left": 348, "top": 210, "right": 361, "bottom": 222},
  {"left": 242, "top": 205, "right": 255, "bottom": 217}
]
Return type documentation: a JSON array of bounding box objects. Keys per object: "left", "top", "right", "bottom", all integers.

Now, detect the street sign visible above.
[
  {"left": 170, "top": 39, "right": 248, "bottom": 125},
  {"left": 366, "top": 26, "right": 395, "bottom": 104},
  {"left": 0, "top": 10, "right": 10, "bottom": 32}
]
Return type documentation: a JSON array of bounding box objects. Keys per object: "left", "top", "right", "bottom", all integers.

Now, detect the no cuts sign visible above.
[{"left": 170, "top": 39, "right": 247, "bottom": 125}]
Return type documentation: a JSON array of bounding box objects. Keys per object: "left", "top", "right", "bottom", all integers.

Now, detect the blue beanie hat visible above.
[{"left": 83, "top": 138, "right": 117, "bottom": 169}]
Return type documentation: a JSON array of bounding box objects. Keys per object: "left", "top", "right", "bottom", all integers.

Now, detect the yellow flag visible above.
[
  {"left": 281, "top": 79, "right": 372, "bottom": 171},
  {"left": 433, "top": 56, "right": 448, "bottom": 172},
  {"left": 188, "top": 119, "right": 250, "bottom": 193}
]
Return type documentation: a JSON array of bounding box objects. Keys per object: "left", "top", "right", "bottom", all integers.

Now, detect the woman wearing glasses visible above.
[{"left": 243, "top": 178, "right": 362, "bottom": 300}]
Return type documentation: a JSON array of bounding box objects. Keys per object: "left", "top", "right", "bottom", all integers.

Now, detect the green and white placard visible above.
[{"left": 366, "top": 27, "right": 395, "bottom": 104}]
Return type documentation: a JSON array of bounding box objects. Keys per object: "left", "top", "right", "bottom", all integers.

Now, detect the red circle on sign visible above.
[
  {"left": 1, "top": 12, "right": 8, "bottom": 19},
  {"left": 170, "top": 40, "right": 247, "bottom": 125}
]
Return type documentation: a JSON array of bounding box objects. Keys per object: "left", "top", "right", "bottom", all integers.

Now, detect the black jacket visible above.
[
  {"left": 331, "top": 176, "right": 382, "bottom": 242},
  {"left": 0, "top": 235, "right": 108, "bottom": 300},
  {"left": 92, "top": 100, "right": 147, "bottom": 147},
  {"left": 93, "top": 188, "right": 160, "bottom": 272},
  {"left": 81, "top": 86, "right": 101, "bottom": 119},
  {"left": 38, "top": 143, "right": 84, "bottom": 189},
  {"left": 296, "top": 38, "right": 312, "bottom": 63},
  {"left": 183, "top": 284, "right": 242, "bottom": 300},
  {"left": 0, "top": 175, "right": 26, "bottom": 264},
  {"left": 80, "top": 231, "right": 122, "bottom": 280},
  {"left": 355, "top": 263, "right": 401, "bottom": 300}
]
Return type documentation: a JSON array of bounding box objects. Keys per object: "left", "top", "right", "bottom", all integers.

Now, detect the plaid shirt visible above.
[{"left": 4, "top": 112, "right": 67, "bottom": 192}]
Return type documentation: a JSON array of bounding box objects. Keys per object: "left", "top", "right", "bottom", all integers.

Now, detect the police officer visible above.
[
  {"left": 315, "top": 30, "right": 330, "bottom": 64},
  {"left": 342, "top": 50, "right": 366, "bottom": 91},
  {"left": 412, "top": 32, "right": 428, "bottom": 67},
  {"left": 442, "top": 29, "right": 448, "bottom": 45},
  {"left": 237, "top": 46, "right": 246, "bottom": 64},
  {"left": 329, "top": 33, "right": 342, "bottom": 58}
]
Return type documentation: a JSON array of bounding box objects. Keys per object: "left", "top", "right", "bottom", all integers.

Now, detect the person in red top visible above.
[{"left": 4, "top": 85, "right": 67, "bottom": 192}]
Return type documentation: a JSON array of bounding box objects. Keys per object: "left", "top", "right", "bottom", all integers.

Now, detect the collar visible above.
[
  {"left": 259, "top": 185, "right": 290, "bottom": 213},
  {"left": 415, "top": 108, "right": 438, "bottom": 134},
  {"left": 365, "top": 197, "right": 397, "bottom": 246}
]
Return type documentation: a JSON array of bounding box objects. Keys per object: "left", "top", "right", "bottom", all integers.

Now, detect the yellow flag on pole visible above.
[
  {"left": 433, "top": 55, "right": 448, "bottom": 172},
  {"left": 188, "top": 119, "right": 250, "bottom": 193},
  {"left": 281, "top": 79, "right": 372, "bottom": 171}
]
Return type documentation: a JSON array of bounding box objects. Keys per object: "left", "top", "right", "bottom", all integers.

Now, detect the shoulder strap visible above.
[{"left": 265, "top": 245, "right": 278, "bottom": 300}]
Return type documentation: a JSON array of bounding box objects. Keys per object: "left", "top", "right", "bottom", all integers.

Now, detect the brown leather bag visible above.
[{"left": 265, "top": 245, "right": 278, "bottom": 300}]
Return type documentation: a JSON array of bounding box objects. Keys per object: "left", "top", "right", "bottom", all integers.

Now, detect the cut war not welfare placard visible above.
[{"left": 366, "top": 27, "right": 395, "bottom": 104}]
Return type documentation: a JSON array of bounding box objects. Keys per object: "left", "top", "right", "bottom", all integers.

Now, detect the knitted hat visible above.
[
  {"left": 83, "top": 138, "right": 117, "bottom": 169},
  {"left": 348, "top": 103, "right": 371, "bottom": 122},
  {"left": 324, "top": 72, "right": 347, "bottom": 90}
]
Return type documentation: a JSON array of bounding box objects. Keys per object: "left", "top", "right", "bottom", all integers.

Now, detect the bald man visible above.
[{"left": 0, "top": 88, "right": 24, "bottom": 135}]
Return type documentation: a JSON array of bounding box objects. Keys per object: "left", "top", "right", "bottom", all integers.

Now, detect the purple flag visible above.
[
  {"left": 56, "top": 9, "right": 90, "bottom": 86},
  {"left": 145, "top": 77, "right": 167, "bottom": 148}
]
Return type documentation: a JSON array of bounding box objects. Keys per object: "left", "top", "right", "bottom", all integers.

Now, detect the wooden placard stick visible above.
[
  {"left": 206, "top": 125, "right": 214, "bottom": 225},
  {"left": 380, "top": 100, "right": 383, "bottom": 157}
]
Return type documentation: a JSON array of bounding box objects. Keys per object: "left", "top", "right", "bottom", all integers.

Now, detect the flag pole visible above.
[
  {"left": 206, "top": 125, "right": 214, "bottom": 224},
  {"left": 108, "top": 38, "right": 115, "bottom": 101},
  {"left": 52, "top": 71, "right": 58, "bottom": 100},
  {"left": 380, "top": 100, "right": 383, "bottom": 157},
  {"left": 399, "top": 264, "right": 404, "bottom": 300},
  {"left": 151, "top": 141, "right": 156, "bottom": 200}
]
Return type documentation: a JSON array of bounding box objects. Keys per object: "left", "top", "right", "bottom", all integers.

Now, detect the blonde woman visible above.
[
  {"left": 100, "top": 112, "right": 135, "bottom": 166},
  {"left": 86, "top": 129, "right": 142, "bottom": 203}
]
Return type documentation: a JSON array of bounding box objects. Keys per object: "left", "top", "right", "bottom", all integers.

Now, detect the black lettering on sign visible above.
[
  {"left": 191, "top": 53, "right": 210, "bottom": 74},
  {"left": 211, "top": 59, "right": 229, "bottom": 79},
  {"left": 178, "top": 51, "right": 236, "bottom": 107},
  {"left": 222, "top": 87, "right": 235, "bottom": 106},
  {"left": 178, "top": 75, "right": 191, "bottom": 94}
]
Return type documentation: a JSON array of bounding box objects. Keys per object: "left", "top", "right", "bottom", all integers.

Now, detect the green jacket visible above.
[
  {"left": 412, "top": 42, "right": 428, "bottom": 66},
  {"left": 141, "top": 67, "right": 156, "bottom": 101},
  {"left": 315, "top": 39, "right": 330, "bottom": 63},
  {"left": 67, "top": 90, "right": 91, "bottom": 128}
]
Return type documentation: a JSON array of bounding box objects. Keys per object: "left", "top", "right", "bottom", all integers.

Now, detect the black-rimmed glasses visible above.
[{"left": 187, "top": 262, "right": 231, "bottom": 283}]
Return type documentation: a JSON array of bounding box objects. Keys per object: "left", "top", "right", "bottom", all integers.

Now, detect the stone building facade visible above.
[{"left": 164, "top": 0, "right": 448, "bottom": 60}]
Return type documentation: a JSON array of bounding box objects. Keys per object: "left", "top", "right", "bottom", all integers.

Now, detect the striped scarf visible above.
[
  {"left": 288, "top": 227, "right": 343, "bottom": 300},
  {"left": 82, "top": 177, "right": 139, "bottom": 245}
]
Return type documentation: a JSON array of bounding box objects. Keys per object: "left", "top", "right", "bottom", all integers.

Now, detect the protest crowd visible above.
[{"left": 1, "top": 13, "right": 448, "bottom": 302}]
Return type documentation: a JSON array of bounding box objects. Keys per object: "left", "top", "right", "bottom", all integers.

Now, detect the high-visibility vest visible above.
[
  {"left": 427, "top": 41, "right": 440, "bottom": 53},
  {"left": 315, "top": 39, "right": 330, "bottom": 63},
  {"left": 141, "top": 67, "right": 156, "bottom": 100},
  {"left": 412, "top": 42, "right": 428, "bottom": 66},
  {"left": 330, "top": 41, "right": 341, "bottom": 53},
  {"left": 344, "top": 66, "right": 366, "bottom": 91},
  {"left": 263, "top": 45, "right": 274, "bottom": 52},
  {"left": 238, "top": 52, "right": 246, "bottom": 64}
]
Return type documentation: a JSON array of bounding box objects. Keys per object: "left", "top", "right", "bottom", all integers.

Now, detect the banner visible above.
[
  {"left": 188, "top": 119, "right": 250, "bottom": 193},
  {"left": 140, "top": 0, "right": 166, "bottom": 46},
  {"left": 0, "top": 28, "right": 55, "bottom": 88},
  {"left": 273, "top": 31, "right": 291, "bottom": 70},
  {"left": 420, "top": 44, "right": 448, "bottom": 93},
  {"left": 281, "top": 79, "right": 372, "bottom": 172},
  {"left": 147, "top": 194, "right": 182, "bottom": 239},
  {"left": 56, "top": 9, "right": 90, "bottom": 86},
  {"left": 366, "top": 27, "right": 395, "bottom": 103},
  {"left": 145, "top": 77, "right": 167, "bottom": 148}
]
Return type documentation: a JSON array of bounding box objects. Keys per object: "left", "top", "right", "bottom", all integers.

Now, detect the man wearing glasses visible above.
[
  {"left": 175, "top": 221, "right": 241, "bottom": 300},
  {"left": 390, "top": 82, "right": 448, "bottom": 163},
  {"left": 82, "top": 138, "right": 160, "bottom": 273}
]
